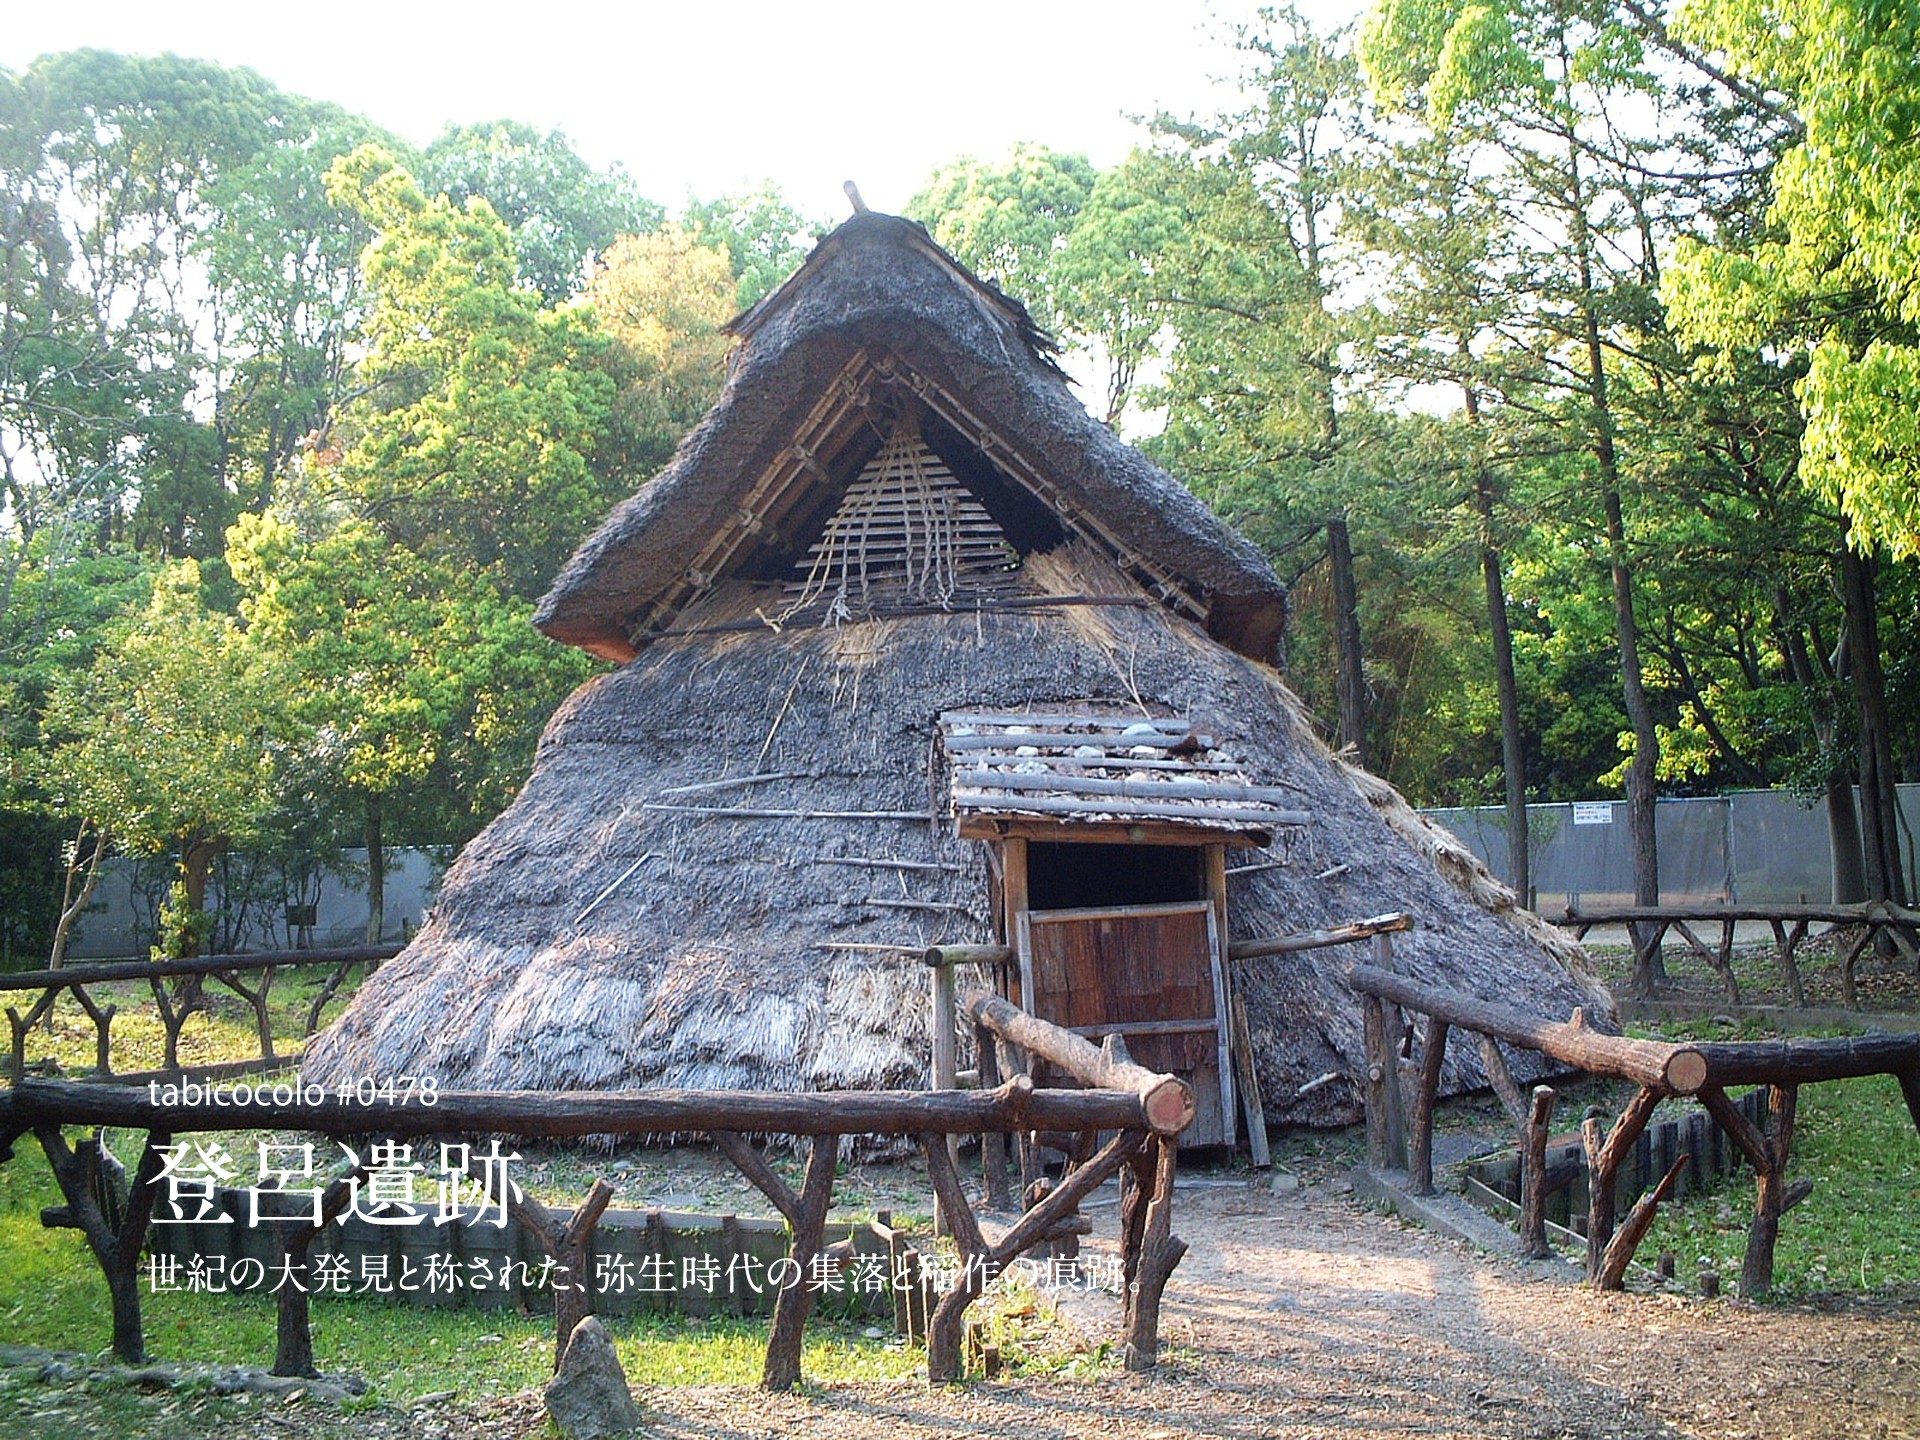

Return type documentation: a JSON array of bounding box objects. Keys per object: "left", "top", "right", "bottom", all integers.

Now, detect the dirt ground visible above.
[{"left": 17, "top": 1173, "right": 1915, "bottom": 1440}]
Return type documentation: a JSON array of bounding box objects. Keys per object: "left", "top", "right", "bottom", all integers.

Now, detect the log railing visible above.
[
  {"left": 960, "top": 990, "right": 1193, "bottom": 1376},
  {"left": 1562, "top": 901, "right": 1920, "bottom": 1008},
  {"left": 0, "top": 992, "right": 1195, "bottom": 1391},
  {"left": 1347, "top": 963, "right": 1920, "bottom": 1298},
  {"left": 0, "top": 945, "right": 400, "bottom": 1083}
]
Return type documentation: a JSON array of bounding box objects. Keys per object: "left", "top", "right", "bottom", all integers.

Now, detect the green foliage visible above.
[
  {"left": 910, "top": 144, "right": 1098, "bottom": 336},
  {"left": 912, "top": 144, "right": 1187, "bottom": 421},
  {"left": 1665, "top": 0, "right": 1920, "bottom": 558},
  {"left": 683, "top": 184, "right": 819, "bottom": 309},
  {"left": 324, "top": 144, "right": 619, "bottom": 599},
  {"left": 31, "top": 561, "right": 289, "bottom": 923},
  {"left": 420, "top": 119, "right": 664, "bottom": 304},
  {"left": 588, "top": 226, "right": 736, "bottom": 476}
]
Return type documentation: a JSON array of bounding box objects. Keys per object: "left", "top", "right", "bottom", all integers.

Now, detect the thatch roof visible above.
[
  {"left": 533, "top": 213, "right": 1289, "bottom": 664},
  {"left": 304, "top": 210, "right": 1610, "bottom": 1129},
  {"left": 305, "top": 544, "right": 1608, "bottom": 1126}
]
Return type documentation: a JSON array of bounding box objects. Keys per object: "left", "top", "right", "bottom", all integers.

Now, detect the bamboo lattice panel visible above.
[{"left": 782, "top": 421, "right": 1025, "bottom": 620}]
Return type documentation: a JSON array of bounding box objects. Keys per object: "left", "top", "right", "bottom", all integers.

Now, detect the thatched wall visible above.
[{"left": 305, "top": 546, "right": 1608, "bottom": 1126}]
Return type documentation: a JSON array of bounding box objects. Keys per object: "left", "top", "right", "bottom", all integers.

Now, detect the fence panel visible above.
[{"left": 1423, "top": 785, "right": 1920, "bottom": 913}]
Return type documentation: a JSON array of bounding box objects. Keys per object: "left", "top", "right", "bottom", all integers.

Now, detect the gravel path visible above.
[
  {"left": 13, "top": 1177, "right": 1916, "bottom": 1439},
  {"left": 478, "top": 1178, "right": 1919, "bottom": 1439}
]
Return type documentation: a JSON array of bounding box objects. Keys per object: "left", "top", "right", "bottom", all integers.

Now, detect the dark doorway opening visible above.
[{"left": 1025, "top": 842, "right": 1205, "bottom": 910}]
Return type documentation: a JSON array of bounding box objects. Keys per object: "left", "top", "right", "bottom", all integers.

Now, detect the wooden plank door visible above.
[{"left": 1017, "top": 900, "right": 1233, "bottom": 1146}]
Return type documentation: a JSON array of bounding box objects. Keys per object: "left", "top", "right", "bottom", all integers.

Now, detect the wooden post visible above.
[
  {"left": 68, "top": 986, "right": 116, "bottom": 1077},
  {"left": 931, "top": 962, "right": 958, "bottom": 1093},
  {"left": 34, "top": 1127, "right": 169, "bottom": 1363},
  {"left": 1362, "top": 994, "right": 1393, "bottom": 1172},
  {"left": 1743, "top": 1084, "right": 1798, "bottom": 1299},
  {"left": 1409, "top": 1018, "right": 1448, "bottom": 1196},
  {"left": 1112, "top": 1147, "right": 1143, "bottom": 1293},
  {"left": 925, "top": 1128, "right": 1145, "bottom": 1383},
  {"left": 762, "top": 1133, "right": 839, "bottom": 1391},
  {"left": 1372, "top": 933, "right": 1408, "bottom": 1170},
  {"left": 273, "top": 1171, "right": 362, "bottom": 1377},
  {"left": 972, "top": 1021, "right": 1011, "bottom": 1209},
  {"left": 1711, "top": 919, "right": 1741, "bottom": 1007},
  {"left": 1229, "top": 995, "right": 1270, "bottom": 1167},
  {"left": 1519, "top": 1085, "right": 1557, "bottom": 1260},
  {"left": 1596, "top": 1152, "right": 1689, "bottom": 1290},
  {"left": 922, "top": 1132, "right": 988, "bottom": 1382},
  {"left": 1581, "top": 1087, "right": 1663, "bottom": 1283},
  {"left": 472, "top": 1167, "right": 615, "bottom": 1371},
  {"left": 1002, "top": 837, "right": 1029, "bottom": 1011},
  {"left": 930, "top": 961, "right": 957, "bottom": 1237},
  {"left": 1123, "top": 1136, "right": 1187, "bottom": 1372}
]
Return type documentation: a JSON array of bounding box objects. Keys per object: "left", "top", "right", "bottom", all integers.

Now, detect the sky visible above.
[{"left": 0, "top": 0, "right": 1368, "bottom": 218}]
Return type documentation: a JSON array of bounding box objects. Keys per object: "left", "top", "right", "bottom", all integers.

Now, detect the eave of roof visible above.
[{"left": 535, "top": 213, "right": 1289, "bottom": 663}]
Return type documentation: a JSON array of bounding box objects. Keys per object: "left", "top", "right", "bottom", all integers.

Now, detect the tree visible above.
[
  {"left": 229, "top": 510, "right": 599, "bottom": 936},
  {"left": 420, "top": 120, "right": 663, "bottom": 304},
  {"left": 1050, "top": 153, "right": 1189, "bottom": 423},
  {"left": 1362, "top": 0, "right": 1680, "bottom": 970},
  {"left": 199, "top": 106, "right": 396, "bottom": 515},
  {"left": 1664, "top": 0, "right": 1920, "bottom": 559},
  {"left": 684, "top": 184, "right": 819, "bottom": 309},
  {"left": 34, "top": 562, "right": 288, "bottom": 958},
  {"left": 324, "top": 145, "right": 619, "bottom": 599},
  {"left": 1343, "top": 121, "right": 1544, "bottom": 898},
  {"left": 1658, "top": 0, "right": 1920, "bottom": 908},
  {"left": 1142, "top": 9, "right": 1386, "bottom": 765},
  {"left": 910, "top": 146, "right": 1098, "bottom": 338},
  {"left": 587, "top": 227, "right": 736, "bottom": 477}
]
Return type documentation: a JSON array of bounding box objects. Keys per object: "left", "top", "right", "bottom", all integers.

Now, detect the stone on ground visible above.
[{"left": 543, "top": 1316, "right": 641, "bottom": 1439}]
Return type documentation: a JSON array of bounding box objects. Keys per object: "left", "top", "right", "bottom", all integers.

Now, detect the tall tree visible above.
[
  {"left": 1661, "top": 0, "right": 1920, "bottom": 906},
  {"left": 34, "top": 562, "right": 288, "bottom": 957},
  {"left": 420, "top": 120, "right": 662, "bottom": 304},
  {"left": 1362, "top": 0, "right": 1679, "bottom": 972},
  {"left": 587, "top": 226, "right": 735, "bottom": 477},
  {"left": 683, "top": 184, "right": 818, "bottom": 310},
  {"left": 324, "top": 144, "right": 619, "bottom": 599}
]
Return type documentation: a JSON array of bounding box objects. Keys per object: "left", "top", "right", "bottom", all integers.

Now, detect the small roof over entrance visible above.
[{"left": 939, "top": 710, "right": 1311, "bottom": 845}]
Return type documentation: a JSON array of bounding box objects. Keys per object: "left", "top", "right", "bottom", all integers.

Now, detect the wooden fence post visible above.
[
  {"left": 1520, "top": 1085, "right": 1557, "bottom": 1260},
  {"left": 1408, "top": 1018, "right": 1448, "bottom": 1196}
]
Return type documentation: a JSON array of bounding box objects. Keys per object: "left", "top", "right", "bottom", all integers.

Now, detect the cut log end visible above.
[
  {"left": 1142, "top": 1078, "right": 1196, "bottom": 1136},
  {"left": 1663, "top": 1047, "right": 1709, "bottom": 1095}
]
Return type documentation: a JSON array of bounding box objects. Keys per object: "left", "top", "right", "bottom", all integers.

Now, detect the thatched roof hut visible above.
[{"left": 303, "top": 212, "right": 1608, "bottom": 1135}]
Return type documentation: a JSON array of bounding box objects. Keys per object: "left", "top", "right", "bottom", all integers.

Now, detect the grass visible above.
[
  {"left": 1586, "top": 931, "right": 1920, "bottom": 1014},
  {"left": 13, "top": 963, "right": 369, "bottom": 1078},
  {"left": 0, "top": 1143, "right": 922, "bottom": 1399},
  {"left": 1635, "top": 1072, "right": 1920, "bottom": 1300}
]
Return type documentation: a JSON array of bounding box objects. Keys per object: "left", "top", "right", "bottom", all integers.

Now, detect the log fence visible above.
[
  {"left": 1563, "top": 901, "right": 1920, "bottom": 1009},
  {"left": 1348, "top": 962, "right": 1920, "bottom": 1297},
  {"left": 0, "top": 992, "right": 1193, "bottom": 1392},
  {"left": 1, "top": 945, "right": 401, "bottom": 1083}
]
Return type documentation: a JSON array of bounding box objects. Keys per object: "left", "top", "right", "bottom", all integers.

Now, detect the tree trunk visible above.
[
  {"left": 178, "top": 836, "right": 218, "bottom": 959},
  {"left": 1827, "top": 778, "right": 1867, "bottom": 905},
  {"left": 364, "top": 793, "right": 385, "bottom": 946},
  {"left": 1566, "top": 118, "right": 1661, "bottom": 988},
  {"left": 1466, "top": 385, "right": 1529, "bottom": 906},
  {"left": 1842, "top": 545, "right": 1908, "bottom": 909},
  {"left": 1326, "top": 516, "right": 1369, "bottom": 769},
  {"left": 1773, "top": 580, "right": 1865, "bottom": 902},
  {"left": 49, "top": 821, "right": 109, "bottom": 970}
]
